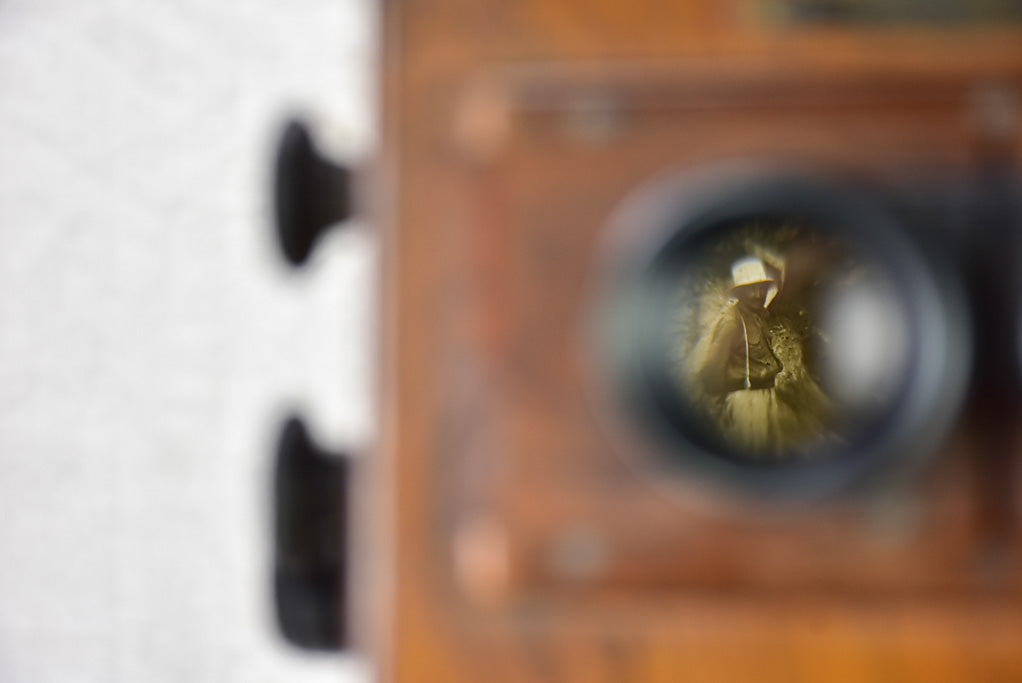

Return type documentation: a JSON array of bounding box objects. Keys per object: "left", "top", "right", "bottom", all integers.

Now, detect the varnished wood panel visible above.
[{"left": 369, "top": 1, "right": 1022, "bottom": 680}]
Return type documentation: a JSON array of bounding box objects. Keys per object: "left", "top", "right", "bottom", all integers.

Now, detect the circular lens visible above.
[
  {"left": 594, "top": 167, "right": 969, "bottom": 498},
  {"left": 660, "top": 218, "right": 912, "bottom": 460}
]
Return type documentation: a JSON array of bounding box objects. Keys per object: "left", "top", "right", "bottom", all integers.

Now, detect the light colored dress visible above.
[{"left": 692, "top": 299, "right": 833, "bottom": 457}]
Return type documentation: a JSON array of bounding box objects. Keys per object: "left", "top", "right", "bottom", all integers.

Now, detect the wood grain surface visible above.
[{"left": 367, "top": 1, "right": 1022, "bottom": 680}]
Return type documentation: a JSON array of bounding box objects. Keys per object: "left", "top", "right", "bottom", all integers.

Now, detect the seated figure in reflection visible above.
[{"left": 691, "top": 247, "right": 835, "bottom": 457}]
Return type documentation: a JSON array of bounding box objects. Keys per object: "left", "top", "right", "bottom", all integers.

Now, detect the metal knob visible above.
[
  {"left": 274, "top": 120, "right": 352, "bottom": 265},
  {"left": 273, "top": 416, "right": 350, "bottom": 650}
]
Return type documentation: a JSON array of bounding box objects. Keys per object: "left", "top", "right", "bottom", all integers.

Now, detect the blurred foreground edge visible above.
[{"left": 274, "top": 417, "right": 348, "bottom": 651}]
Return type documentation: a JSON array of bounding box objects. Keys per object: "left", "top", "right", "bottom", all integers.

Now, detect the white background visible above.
[{"left": 0, "top": 1, "right": 373, "bottom": 681}]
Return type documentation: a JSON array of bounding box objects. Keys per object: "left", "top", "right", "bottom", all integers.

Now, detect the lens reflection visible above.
[
  {"left": 817, "top": 276, "right": 911, "bottom": 417},
  {"left": 669, "top": 221, "right": 910, "bottom": 460}
]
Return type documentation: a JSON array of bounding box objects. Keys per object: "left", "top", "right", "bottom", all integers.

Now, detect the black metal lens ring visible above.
[{"left": 592, "top": 164, "right": 971, "bottom": 500}]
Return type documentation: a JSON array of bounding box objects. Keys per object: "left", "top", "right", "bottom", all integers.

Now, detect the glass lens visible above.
[{"left": 663, "top": 218, "right": 912, "bottom": 461}]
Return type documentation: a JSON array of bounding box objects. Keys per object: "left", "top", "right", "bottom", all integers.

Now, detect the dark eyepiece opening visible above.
[{"left": 594, "top": 167, "right": 970, "bottom": 499}]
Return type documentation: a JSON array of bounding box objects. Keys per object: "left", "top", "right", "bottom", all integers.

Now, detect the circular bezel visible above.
[{"left": 589, "top": 164, "right": 971, "bottom": 500}]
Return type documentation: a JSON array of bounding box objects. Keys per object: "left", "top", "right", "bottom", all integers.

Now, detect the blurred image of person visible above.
[{"left": 684, "top": 237, "right": 835, "bottom": 456}]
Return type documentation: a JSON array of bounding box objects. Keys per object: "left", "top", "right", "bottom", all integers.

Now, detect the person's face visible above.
[{"left": 737, "top": 283, "right": 768, "bottom": 308}]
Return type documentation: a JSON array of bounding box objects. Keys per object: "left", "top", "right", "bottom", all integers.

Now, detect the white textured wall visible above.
[{"left": 0, "top": 2, "right": 373, "bottom": 681}]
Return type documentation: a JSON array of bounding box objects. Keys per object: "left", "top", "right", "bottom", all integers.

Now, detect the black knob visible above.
[
  {"left": 274, "top": 120, "right": 352, "bottom": 265},
  {"left": 273, "top": 416, "right": 350, "bottom": 650}
]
